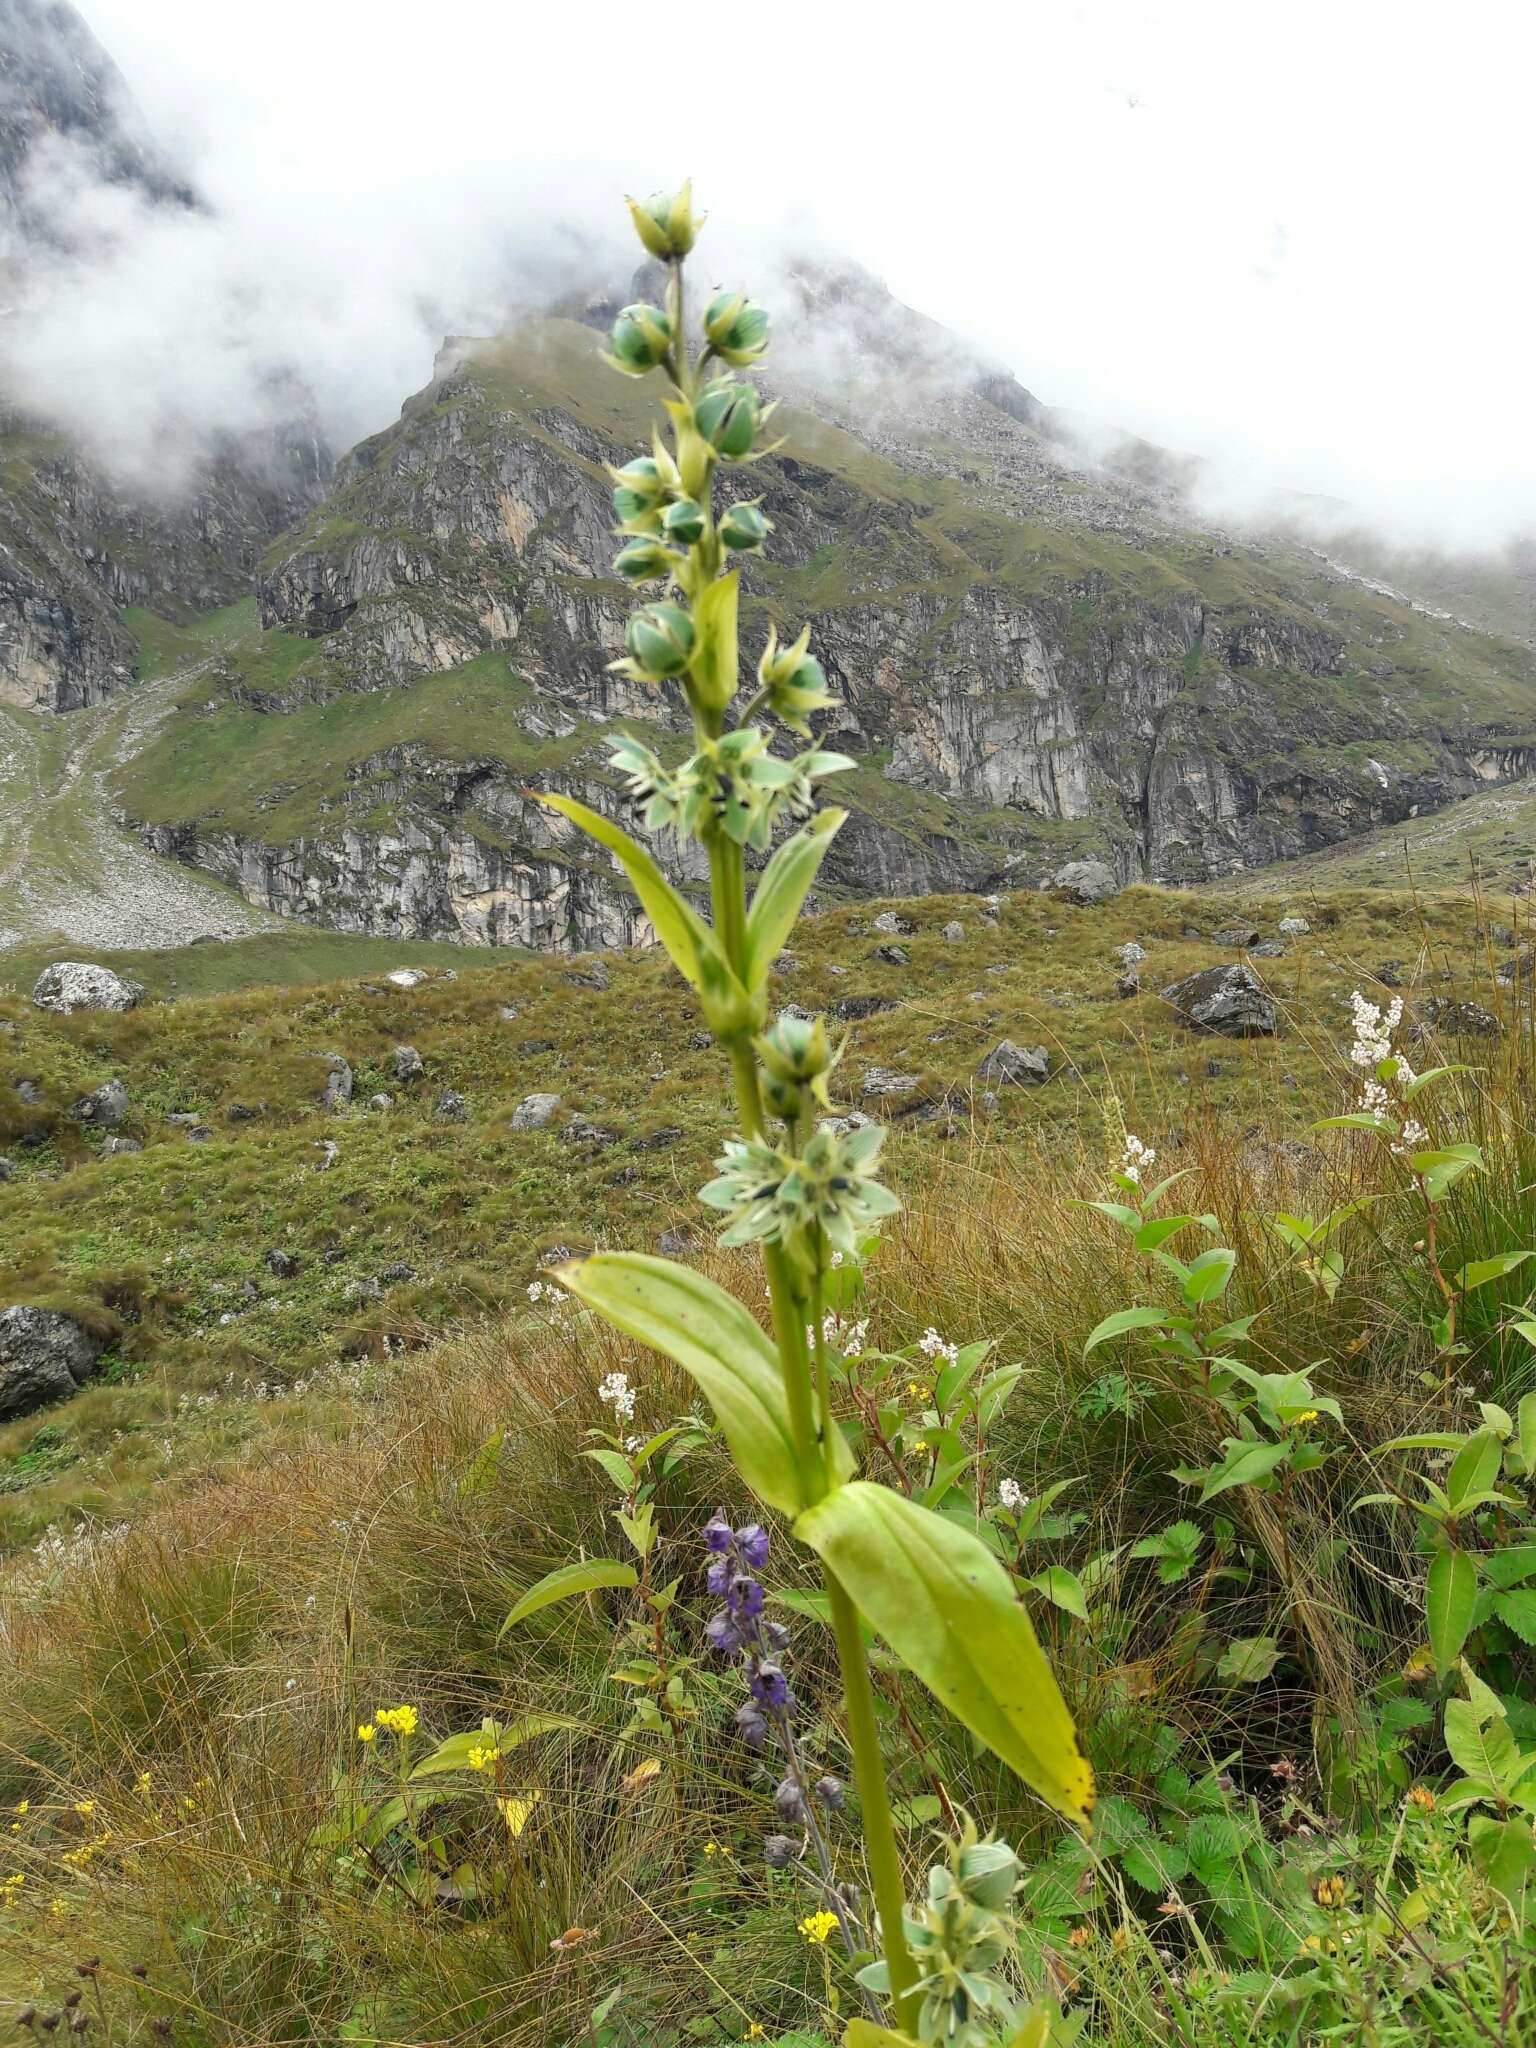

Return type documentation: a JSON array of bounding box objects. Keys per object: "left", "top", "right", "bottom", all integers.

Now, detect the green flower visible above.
[
  {"left": 662, "top": 497, "right": 707, "bottom": 547},
  {"left": 694, "top": 378, "right": 768, "bottom": 460},
  {"left": 719, "top": 501, "right": 770, "bottom": 553},
  {"left": 758, "top": 625, "right": 837, "bottom": 734},
  {"left": 704, "top": 290, "right": 770, "bottom": 367},
  {"left": 610, "top": 457, "right": 670, "bottom": 534},
  {"left": 612, "top": 538, "right": 675, "bottom": 583},
  {"left": 609, "top": 733, "right": 693, "bottom": 834},
  {"left": 606, "top": 302, "right": 673, "bottom": 377},
  {"left": 700, "top": 1123, "right": 900, "bottom": 1259},
  {"left": 622, "top": 602, "right": 694, "bottom": 681},
  {"left": 626, "top": 180, "right": 703, "bottom": 259},
  {"left": 756, "top": 1012, "right": 842, "bottom": 1120}
]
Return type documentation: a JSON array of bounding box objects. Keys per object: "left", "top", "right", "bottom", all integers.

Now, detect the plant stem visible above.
[{"left": 827, "top": 1570, "right": 921, "bottom": 2033}]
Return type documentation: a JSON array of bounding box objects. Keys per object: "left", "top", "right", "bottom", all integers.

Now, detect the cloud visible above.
[{"left": 4, "top": 0, "right": 1533, "bottom": 555}]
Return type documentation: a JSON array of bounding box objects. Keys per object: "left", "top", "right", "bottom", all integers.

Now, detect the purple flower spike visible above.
[
  {"left": 702, "top": 1513, "right": 734, "bottom": 1553},
  {"left": 736, "top": 1524, "right": 770, "bottom": 1571},
  {"left": 734, "top": 1700, "right": 768, "bottom": 1747},
  {"left": 762, "top": 1619, "right": 792, "bottom": 1654},
  {"left": 706, "top": 1556, "right": 733, "bottom": 1597},
  {"left": 774, "top": 1775, "right": 807, "bottom": 1823},
  {"left": 706, "top": 1610, "right": 742, "bottom": 1655},
  {"left": 750, "top": 1661, "right": 790, "bottom": 1710},
  {"left": 727, "top": 1574, "right": 765, "bottom": 1621}
]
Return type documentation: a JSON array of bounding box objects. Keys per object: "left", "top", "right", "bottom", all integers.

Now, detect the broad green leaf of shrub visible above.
[
  {"left": 1454, "top": 1251, "right": 1535, "bottom": 1293},
  {"left": 1196, "top": 1437, "right": 1289, "bottom": 1503},
  {"left": 556, "top": 1251, "right": 846, "bottom": 1513},
  {"left": 795, "top": 1479, "right": 1094, "bottom": 1829},
  {"left": 1427, "top": 1548, "right": 1478, "bottom": 1676},
  {"left": 1217, "top": 1635, "right": 1281, "bottom": 1684},
  {"left": 1083, "top": 1305, "right": 1175, "bottom": 1356},
  {"left": 499, "top": 1560, "right": 637, "bottom": 1638}
]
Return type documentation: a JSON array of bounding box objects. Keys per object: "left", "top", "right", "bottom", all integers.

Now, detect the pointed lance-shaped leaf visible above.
[
  {"left": 742, "top": 809, "right": 847, "bottom": 990},
  {"left": 794, "top": 1480, "right": 1094, "bottom": 1830}
]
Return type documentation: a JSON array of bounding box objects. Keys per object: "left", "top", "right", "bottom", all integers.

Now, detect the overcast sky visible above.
[{"left": 40, "top": 1, "right": 1536, "bottom": 547}]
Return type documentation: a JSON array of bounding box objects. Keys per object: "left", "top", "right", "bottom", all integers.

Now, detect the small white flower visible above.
[
  {"left": 598, "top": 1371, "right": 637, "bottom": 1423},
  {"left": 998, "top": 1478, "right": 1028, "bottom": 1513},
  {"left": 918, "top": 1327, "right": 959, "bottom": 1365}
]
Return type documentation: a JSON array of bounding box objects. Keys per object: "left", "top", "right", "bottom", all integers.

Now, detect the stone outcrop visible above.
[
  {"left": 31, "top": 961, "right": 143, "bottom": 1013},
  {"left": 1161, "top": 963, "right": 1277, "bottom": 1037},
  {"left": 0, "top": 1304, "right": 105, "bottom": 1421}
]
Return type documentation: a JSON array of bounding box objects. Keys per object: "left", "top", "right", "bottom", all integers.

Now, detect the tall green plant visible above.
[{"left": 540, "top": 183, "right": 1092, "bottom": 2034}]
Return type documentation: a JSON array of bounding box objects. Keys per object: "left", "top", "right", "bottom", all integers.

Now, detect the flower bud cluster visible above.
[
  {"left": 860, "top": 1818, "right": 1024, "bottom": 2048},
  {"left": 701, "top": 1122, "right": 901, "bottom": 1262}
]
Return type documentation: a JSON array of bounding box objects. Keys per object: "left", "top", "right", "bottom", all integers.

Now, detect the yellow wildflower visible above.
[
  {"left": 1067, "top": 1925, "right": 1092, "bottom": 1949},
  {"left": 1293, "top": 1409, "right": 1319, "bottom": 1424},
  {"left": 73, "top": 1800, "right": 95, "bottom": 1818},
  {"left": 375, "top": 1705, "right": 419, "bottom": 1738},
  {"left": 744, "top": 2026, "right": 766, "bottom": 2041},
  {"left": 467, "top": 1745, "right": 495, "bottom": 1772},
  {"left": 704, "top": 1841, "right": 720, "bottom": 1858},
  {"left": 798, "top": 1910, "right": 839, "bottom": 1946},
  {"left": 13, "top": 1801, "right": 27, "bottom": 1816},
  {"left": 1313, "top": 1875, "right": 1347, "bottom": 1910},
  {"left": 356, "top": 1724, "right": 377, "bottom": 1744},
  {"left": 49, "top": 1896, "right": 68, "bottom": 1917},
  {"left": 1408, "top": 1784, "right": 1436, "bottom": 1811}
]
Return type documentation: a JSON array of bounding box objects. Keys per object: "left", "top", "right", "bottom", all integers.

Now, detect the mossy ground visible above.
[{"left": 1, "top": 875, "right": 1528, "bottom": 1550}]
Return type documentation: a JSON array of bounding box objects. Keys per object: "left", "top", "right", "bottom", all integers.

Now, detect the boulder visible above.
[
  {"left": 658, "top": 1225, "right": 699, "bottom": 1255},
  {"left": 266, "top": 1249, "right": 300, "bottom": 1279},
  {"left": 102, "top": 1136, "right": 141, "bottom": 1156},
  {"left": 873, "top": 943, "right": 910, "bottom": 966},
  {"left": 1113, "top": 941, "right": 1147, "bottom": 967},
  {"left": 386, "top": 968, "right": 426, "bottom": 989},
  {"left": 565, "top": 961, "right": 611, "bottom": 991},
  {"left": 0, "top": 1306, "right": 105, "bottom": 1421},
  {"left": 435, "top": 1090, "right": 467, "bottom": 1122},
  {"left": 630, "top": 1125, "right": 683, "bottom": 1152},
  {"left": 560, "top": 1114, "right": 619, "bottom": 1148},
  {"left": 872, "top": 911, "right": 915, "bottom": 936},
  {"left": 861, "top": 1067, "right": 921, "bottom": 1099},
  {"left": 1114, "top": 974, "right": 1142, "bottom": 1000},
  {"left": 942, "top": 920, "right": 965, "bottom": 942},
  {"left": 70, "top": 1079, "right": 129, "bottom": 1130},
  {"left": 368, "top": 1093, "right": 394, "bottom": 1112},
  {"left": 976, "top": 1040, "right": 1050, "bottom": 1086},
  {"left": 1278, "top": 916, "right": 1310, "bottom": 937},
  {"left": 1417, "top": 997, "right": 1501, "bottom": 1040},
  {"left": 1209, "top": 925, "right": 1261, "bottom": 950},
  {"left": 1249, "top": 939, "right": 1286, "bottom": 959},
  {"left": 1050, "top": 859, "right": 1118, "bottom": 905},
  {"left": 30, "top": 962, "right": 142, "bottom": 1014},
  {"left": 511, "top": 1092, "right": 562, "bottom": 1131},
  {"left": 378, "top": 1261, "right": 417, "bottom": 1285},
  {"left": 317, "top": 1055, "right": 353, "bottom": 1114},
  {"left": 0, "top": 1157, "right": 13, "bottom": 1182},
  {"left": 392, "top": 1044, "right": 424, "bottom": 1084},
  {"left": 834, "top": 994, "right": 896, "bottom": 1021},
  {"left": 1161, "top": 963, "right": 1277, "bottom": 1037}
]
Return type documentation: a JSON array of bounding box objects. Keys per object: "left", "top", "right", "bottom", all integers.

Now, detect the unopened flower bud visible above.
[
  {"left": 626, "top": 181, "right": 703, "bottom": 260},
  {"left": 763, "top": 1831, "right": 796, "bottom": 1869},
  {"left": 704, "top": 290, "right": 770, "bottom": 367},
  {"left": 719, "top": 501, "right": 770, "bottom": 552},
  {"left": 694, "top": 378, "right": 765, "bottom": 459},
  {"left": 957, "top": 1839, "right": 1022, "bottom": 1909},
  {"left": 702, "top": 1513, "right": 734, "bottom": 1553},
  {"left": 733, "top": 1699, "right": 768, "bottom": 1747},
  {"left": 774, "top": 1776, "right": 808, "bottom": 1823},
  {"left": 607, "top": 302, "right": 673, "bottom": 377},
  {"left": 610, "top": 457, "right": 669, "bottom": 532},
  {"left": 762, "top": 1619, "right": 792, "bottom": 1654},
  {"left": 814, "top": 1775, "right": 846, "bottom": 1811},
  {"left": 662, "top": 497, "right": 707, "bottom": 547},
  {"left": 612, "top": 538, "right": 674, "bottom": 583},
  {"left": 757, "top": 625, "right": 837, "bottom": 735},
  {"left": 624, "top": 602, "right": 694, "bottom": 680}
]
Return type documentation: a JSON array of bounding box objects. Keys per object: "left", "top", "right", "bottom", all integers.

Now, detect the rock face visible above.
[
  {"left": 31, "top": 961, "right": 142, "bottom": 1013},
  {"left": 69, "top": 1078, "right": 128, "bottom": 1128},
  {"left": 114, "top": 315, "right": 1536, "bottom": 949},
  {"left": 1161, "top": 963, "right": 1277, "bottom": 1037},
  {"left": 510, "top": 1091, "right": 561, "bottom": 1130},
  {"left": 0, "top": 1304, "right": 105, "bottom": 1421}
]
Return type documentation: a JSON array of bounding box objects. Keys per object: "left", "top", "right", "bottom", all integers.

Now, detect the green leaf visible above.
[
  {"left": 1134, "top": 1215, "right": 1198, "bottom": 1253},
  {"left": 1083, "top": 1305, "right": 1174, "bottom": 1356},
  {"left": 937, "top": 1339, "right": 992, "bottom": 1413},
  {"left": 1520, "top": 1392, "right": 1536, "bottom": 1470},
  {"left": 1312, "top": 1112, "right": 1396, "bottom": 1134},
  {"left": 556, "top": 1252, "right": 846, "bottom": 1513},
  {"left": 1412, "top": 1144, "right": 1484, "bottom": 1201},
  {"left": 1446, "top": 1431, "right": 1503, "bottom": 1512},
  {"left": 1484, "top": 1546, "right": 1536, "bottom": 1589},
  {"left": 1444, "top": 1695, "right": 1521, "bottom": 1788},
  {"left": 534, "top": 793, "right": 751, "bottom": 1027},
  {"left": 459, "top": 1429, "right": 505, "bottom": 1496},
  {"left": 582, "top": 1447, "right": 636, "bottom": 1492},
  {"left": 845, "top": 2021, "right": 923, "bottom": 2048},
  {"left": 1402, "top": 1064, "right": 1472, "bottom": 1100},
  {"left": 742, "top": 809, "right": 846, "bottom": 989},
  {"left": 1493, "top": 1589, "right": 1536, "bottom": 1646},
  {"left": 1025, "top": 1566, "right": 1090, "bottom": 1622},
  {"left": 1217, "top": 1636, "right": 1281, "bottom": 1684},
  {"left": 1427, "top": 1548, "right": 1479, "bottom": 1677},
  {"left": 499, "top": 1559, "right": 637, "bottom": 1638},
  {"left": 1469, "top": 1815, "right": 1536, "bottom": 1898},
  {"left": 689, "top": 567, "right": 739, "bottom": 710},
  {"left": 1197, "top": 1438, "right": 1289, "bottom": 1503},
  {"left": 795, "top": 1480, "right": 1095, "bottom": 1828},
  {"left": 1455, "top": 1252, "right": 1535, "bottom": 1293},
  {"left": 1182, "top": 1247, "right": 1237, "bottom": 1307},
  {"left": 410, "top": 1713, "right": 575, "bottom": 1779}
]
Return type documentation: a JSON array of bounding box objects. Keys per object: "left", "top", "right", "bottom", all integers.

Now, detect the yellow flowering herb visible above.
[
  {"left": 798, "top": 1909, "right": 839, "bottom": 1946},
  {"left": 356, "top": 1724, "right": 377, "bottom": 1744}
]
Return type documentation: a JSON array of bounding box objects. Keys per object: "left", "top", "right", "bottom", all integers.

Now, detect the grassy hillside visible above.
[
  {"left": 1, "top": 878, "right": 1529, "bottom": 1553},
  {"left": 3, "top": 882, "right": 1536, "bottom": 2042}
]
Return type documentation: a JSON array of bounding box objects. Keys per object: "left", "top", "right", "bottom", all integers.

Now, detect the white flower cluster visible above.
[
  {"left": 810, "top": 1311, "right": 870, "bottom": 1358},
  {"left": 1120, "top": 1134, "right": 1156, "bottom": 1185},
  {"left": 1349, "top": 990, "right": 1403, "bottom": 1069},
  {"left": 526, "top": 1278, "right": 575, "bottom": 1324},
  {"left": 918, "top": 1327, "right": 959, "bottom": 1366},
  {"left": 998, "top": 1478, "right": 1029, "bottom": 1512},
  {"left": 598, "top": 1371, "right": 637, "bottom": 1423}
]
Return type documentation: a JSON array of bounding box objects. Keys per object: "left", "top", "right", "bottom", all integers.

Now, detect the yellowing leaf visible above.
[
  {"left": 796, "top": 1481, "right": 1094, "bottom": 1829},
  {"left": 620, "top": 1757, "right": 663, "bottom": 1795},
  {"left": 497, "top": 1790, "right": 542, "bottom": 1838}
]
